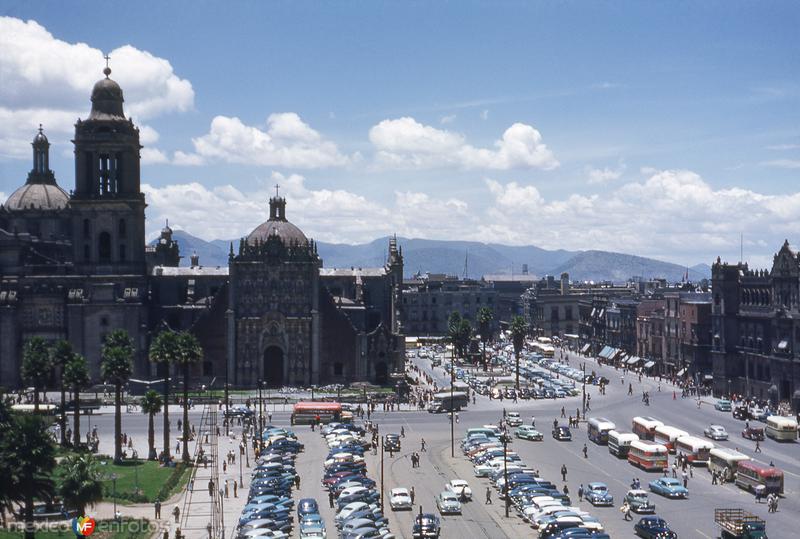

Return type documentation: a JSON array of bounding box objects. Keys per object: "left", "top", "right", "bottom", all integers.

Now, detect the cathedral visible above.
[{"left": 0, "top": 67, "right": 404, "bottom": 390}]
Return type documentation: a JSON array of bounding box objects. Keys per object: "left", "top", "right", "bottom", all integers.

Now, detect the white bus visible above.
[
  {"left": 708, "top": 447, "right": 749, "bottom": 482},
  {"left": 608, "top": 430, "right": 639, "bottom": 458},
  {"left": 587, "top": 417, "right": 616, "bottom": 445},
  {"left": 632, "top": 416, "right": 663, "bottom": 441},
  {"left": 628, "top": 440, "right": 668, "bottom": 471},
  {"left": 674, "top": 435, "right": 714, "bottom": 465},
  {"left": 653, "top": 425, "right": 689, "bottom": 453},
  {"left": 765, "top": 416, "right": 798, "bottom": 441}
]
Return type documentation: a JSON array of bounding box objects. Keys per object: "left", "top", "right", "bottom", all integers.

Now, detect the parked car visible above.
[
  {"left": 742, "top": 426, "right": 765, "bottom": 441},
  {"left": 714, "top": 399, "right": 732, "bottom": 412},
  {"left": 515, "top": 426, "right": 544, "bottom": 441},
  {"left": 297, "top": 498, "right": 320, "bottom": 518},
  {"left": 624, "top": 490, "right": 655, "bottom": 514},
  {"left": 384, "top": 434, "right": 401, "bottom": 452},
  {"left": 648, "top": 478, "right": 689, "bottom": 499},
  {"left": 389, "top": 488, "right": 412, "bottom": 511},
  {"left": 584, "top": 482, "right": 614, "bottom": 506},
  {"left": 506, "top": 412, "right": 523, "bottom": 426},
  {"left": 411, "top": 514, "right": 440, "bottom": 539},
  {"left": 704, "top": 425, "right": 729, "bottom": 440},
  {"left": 445, "top": 479, "right": 472, "bottom": 500},
  {"left": 224, "top": 405, "right": 255, "bottom": 418},
  {"left": 552, "top": 426, "right": 572, "bottom": 441},
  {"left": 634, "top": 516, "right": 677, "bottom": 538},
  {"left": 435, "top": 491, "right": 462, "bottom": 514}
]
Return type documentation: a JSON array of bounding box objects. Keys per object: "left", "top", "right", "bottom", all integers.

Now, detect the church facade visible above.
[{"left": 0, "top": 68, "right": 404, "bottom": 390}]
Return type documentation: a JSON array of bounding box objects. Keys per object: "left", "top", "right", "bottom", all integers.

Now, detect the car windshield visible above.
[{"left": 591, "top": 485, "right": 607, "bottom": 491}]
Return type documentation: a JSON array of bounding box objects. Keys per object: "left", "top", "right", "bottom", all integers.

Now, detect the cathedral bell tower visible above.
[{"left": 70, "top": 63, "right": 146, "bottom": 274}]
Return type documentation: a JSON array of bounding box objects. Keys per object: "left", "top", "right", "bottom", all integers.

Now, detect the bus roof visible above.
[
  {"left": 588, "top": 417, "right": 616, "bottom": 429},
  {"left": 630, "top": 439, "right": 668, "bottom": 452},
  {"left": 709, "top": 447, "right": 749, "bottom": 461},
  {"left": 433, "top": 391, "right": 468, "bottom": 399},
  {"left": 738, "top": 460, "right": 784, "bottom": 476},
  {"left": 675, "top": 435, "right": 714, "bottom": 449},
  {"left": 766, "top": 416, "right": 798, "bottom": 427},
  {"left": 655, "top": 425, "right": 689, "bottom": 438},
  {"left": 632, "top": 416, "right": 663, "bottom": 428},
  {"left": 293, "top": 401, "right": 342, "bottom": 412},
  {"left": 608, "top": 430, "right": 639, "bottom": 442}
]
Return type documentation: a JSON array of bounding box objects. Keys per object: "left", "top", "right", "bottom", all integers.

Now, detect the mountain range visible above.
[{"left": 158, "top": 230, "right": 711, "bottom": 283}]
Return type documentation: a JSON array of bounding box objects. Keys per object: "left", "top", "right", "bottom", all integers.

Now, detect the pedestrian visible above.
[
  {"left": 561, "top": 464, "right": 568, "bottom": 482},
  {"left": 223, "top": 461, "right": 227, "bottom": 473},
  {"left": 755, "top": 440, "right": 761, "bottom": 453},
  {"left": 672, "top": 463, "right": 677, "bottom": 478},
  {"left": 578, "top": 484, "right": 584, "bottom": 502},
  {"left": 154, "top": 500, "right": 161, "bottom": 519},
  {"left": 401, "top": 426, "right": 405, "bottom": 437},
  {"left": 163, "top": 529, "right": 169, "bottom": 539},
  {"left": 711, "top": 471, "right": 717, "bottom": 485},
  {"left": 328, "top": 490, "right": 335, "bottom": 508},
  {"left": 485, "top": 487, "right": 492, "bottom": 504},
  {"left": 682, "top": 471, "right": 688, "bottom": 488},
  {"left": 268, "top": 412, "right": 272, "bottom": 424},
  {"left": 561, "top": 406, "right": 565, "bottom": 418},
  {"left": 233, "top": 481, "right": 238, "bottom": 498},
  {"left": 620, "top": 501, "right": 631, "bottom": 521},
  {"left": 208, "top": 479, "right": 214, "bottom": 497},
  {"left": 410, "top": 486, "right": 416, "bottom": 504},
  {"left": 295, "top": 475, "right": 301, "bottom": 489},
  {"left": 173, "top": 506, "right": 180, "bottom": 523},
  {"left": 583, "top": 444, "right": 588, "bottom": 459},
  {"left": 421, "top": 438, "right": 427, "bottom": 451}
]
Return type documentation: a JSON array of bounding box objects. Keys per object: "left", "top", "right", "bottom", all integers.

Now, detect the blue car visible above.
[
  {"left": 584, "top": 482, "right": 614, "bottom": 506},
  {"left": 297, "top": 498, "right": 320, "bottom": 518},
  {"left": 648, "top": 478, "right": 688, "bottom": 499}
]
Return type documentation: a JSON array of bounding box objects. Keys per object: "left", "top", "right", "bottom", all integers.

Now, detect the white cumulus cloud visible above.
[
  {"left": 369, "top": 117, "right": 558, "bottom": 170},
  {"left": 586, "top": 164, "right": 625, "bottom": 184},
  {"left": 0, "top": 16, "right": 194, "bottom": 160},
  {"left": 179, "top": 113, "right": 351, "bottom": 169}
]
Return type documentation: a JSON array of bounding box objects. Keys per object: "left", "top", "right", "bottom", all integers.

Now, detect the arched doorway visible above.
[
  {"left": 263, "top": 346, "right": 284, "bottom": 388},
  {"left": 375, "top": 361, "right": 388, "bottom": 385}
]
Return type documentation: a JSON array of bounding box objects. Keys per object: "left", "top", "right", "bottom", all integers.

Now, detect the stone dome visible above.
[
  {"left": 88, "top": 67, "right": 125, "bottom": 120},
  {"left": 246, "top": 196, "right": 308, "bottom": 245},
  {"left": 5, "top": 183, "right": 69, "bottom": 212}
]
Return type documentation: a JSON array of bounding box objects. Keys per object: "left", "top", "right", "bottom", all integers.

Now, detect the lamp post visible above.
[
  {"left": 502, "top": 428, "right": 509, "bottom": 518},
  {"left": 224, "top": 381, "right": 230, "bottom": 437},
  {"left": 257, "top": 379, "right": 264, "bottom": 437},
  {"left": 450, "top": 344, "right": 455, "bottom": 458},
  {"left": 244, "top": 430, "right": 249, "bottom": 468},
  {"left": 582, "top": 361, "right": 587, "bottom": 418},
  {"left": 380, "top": 435, "right": 385, "bottom": 509}
]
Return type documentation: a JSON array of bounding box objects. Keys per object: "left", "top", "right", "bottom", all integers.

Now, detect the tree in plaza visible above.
[
  {"left": 176, "top": 331, "right": 203, "bottom": 463},
  {"left": 51, "top": 340, "right": 74, "bottom": 446},
  {"left": 140, "top": 390, "right": 163, "bottom": 460},
  {"left": 0, "top": 413, "right": 56, "bottom": 539},
  {"left": 21, "top": 336, "right": 52, "bottom": 413},
  {"left": 58, "top": 453, "right": 103, "bottom": 517},
  {"left": 100, "top": 330, "right": 134, "bottom": 464},
  {"left": 149, "top": 330, "right": 180, "bottom": 462},
  {"left": 63, "top": 353, "right": 91, "bottom": 447},
  {"left": 510, "top": 315, "right": 528, "bottom": 391},
  {"left": 477, "top": 307, "right": 494, "bottom": 371},
  {"left": 447, "top": 312, "right": 473, "bottom": 361}
]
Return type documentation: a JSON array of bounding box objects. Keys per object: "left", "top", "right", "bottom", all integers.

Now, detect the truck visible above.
[
  {"left": 427, "top": 391, "right": 468, "bottom": 413},
  {"left": 714, "top": 508, "right": 767, "bottom": 539}
]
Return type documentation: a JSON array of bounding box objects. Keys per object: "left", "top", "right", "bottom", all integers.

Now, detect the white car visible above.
[
  {"left": 506, "top": 412, "right": 523, "bottom": 426},
  {"left": 389, "top": 488, "right": 412, "bottom": 510},
  {"left": 445, "top": 479, "right": 472, "bottom": 500},
  {"left": 704, "top": 424, "right": 729, "bottom": 440}
]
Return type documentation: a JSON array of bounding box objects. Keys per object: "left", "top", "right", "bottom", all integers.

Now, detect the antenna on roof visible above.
[
  {"left": 740, "top": 232, "right": 743, "bottom": 264},
  {"left": 463, "top": 250, "right": 469, "bottom": 280}
]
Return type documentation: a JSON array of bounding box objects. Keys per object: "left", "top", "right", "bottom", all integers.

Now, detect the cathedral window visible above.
[{"left": 98, "top": 231, "right": 112, "bottom": 263}]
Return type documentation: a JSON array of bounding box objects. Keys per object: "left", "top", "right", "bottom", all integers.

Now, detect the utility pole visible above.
[
  {"left": 502, "top": 429, "right": 509, "bottom": 518},
  {"left": 450, "top": 344, "right": 455, "bottom": 458},
  {"left": 224, "top": 381, "right": 230, "bottom": 437},
  {"left": 582, "top": 362, "right": 586, "bottom": 418},
  {"left": 380, "top": 435, "right": 385, "bottom": 509}
]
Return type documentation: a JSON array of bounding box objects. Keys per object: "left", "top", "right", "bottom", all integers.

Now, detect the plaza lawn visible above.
[{"left": 0, "top": 518, "right": 152, "bottom": 539}]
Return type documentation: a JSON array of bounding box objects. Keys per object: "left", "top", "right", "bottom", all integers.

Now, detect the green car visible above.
[
  {"left": 514, "top": 426, "right": 543, "bottom": 441},
  {"left": 714, "top": 399, "right": 732, "bottom": 412}
]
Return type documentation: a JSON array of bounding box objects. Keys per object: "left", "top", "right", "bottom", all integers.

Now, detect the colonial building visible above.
[
  {"left": 0, "top": 67, "right": 403, "bottom": 390},
  {"left": 712, "top": 241, "right": 800, "bottom": 410}
]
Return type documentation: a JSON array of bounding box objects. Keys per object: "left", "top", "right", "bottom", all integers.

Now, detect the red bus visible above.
[
  {"left": 291, "top": 401, "right": 343, "bottom": 425},
  {"left": 628, "top": 440, "right": 669, "bottom": 471},
  {"left": 735, "top": 460, "right": 784, "bottom": 495},
  {"left": 632, "top": 416, "right": 663, "bottom": 441}
]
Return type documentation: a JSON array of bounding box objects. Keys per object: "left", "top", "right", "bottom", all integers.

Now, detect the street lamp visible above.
[
  {"left": 502, "top": 428, "right": 509, "bottom": 518},
  {"left": 450, "top": 344, "right": 455, "bottom": 458},
  {"left": 257, "top": 379, "right": 264, "bottom": 437},
  {"left": 224, "top": 381, "right": 230, "bottom": 437},
  {"left": 380, "top": 435, "right": 385, "bottom": 510},
  {"left": 582, "top": 362, "right": 587, "bottom": 418}
]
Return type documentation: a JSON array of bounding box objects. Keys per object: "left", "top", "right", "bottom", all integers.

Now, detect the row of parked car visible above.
[
  {"left": 319, "top": 422, "right": 395, "bottom": 539},
  {"left": 235, "top": 426, "right": 306, "bottom": 539},
  {"left": 462, "top": 425, "right": 611, "bottom": 539}
]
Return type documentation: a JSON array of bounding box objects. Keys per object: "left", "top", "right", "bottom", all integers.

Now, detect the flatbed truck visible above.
[{"left": 714, "top": 508, "right": 767, "bottom": 539}]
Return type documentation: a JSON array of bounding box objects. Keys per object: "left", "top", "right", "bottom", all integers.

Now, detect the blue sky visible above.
[{"left": 1, "top": 1, "right": 799, "bottom": 268}]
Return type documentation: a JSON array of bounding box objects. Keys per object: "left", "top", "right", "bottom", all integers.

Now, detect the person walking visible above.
[
  {"left": 154, "top": 500, "right": 161, "bottom": 519},
  {"left": 561, "top": 464, "right": 568, "bottom": 482},
  {"left": 233, "top": 481, "right": 238, "bottom": 498},
  {"left": 410, "top": 486, "right": 416, "bottom": 504},
  {"left": 682, "top": 471, "right": 688, "bottom": 488},
  {"left": 328, "top": 490, "right": 335, "bottom": 508},
  {"left": 578, "top": 484, "right": 584, "bottom": 502},
  {"left": 485, "top": 487, "right": 492, "bottom": 504},
  {"left": 295, "top": 475, "right": 301, "bottom": 490},
  {"left": 755, "top": 440, "right": 761, "bottom": 453},
  {"left": 421, "top": 438, "right": 427, "bottom": 451},
  {"left": 224, "top": 480, "right": 229, "bottom": 498},
  {"left": 172, "top": 506, "right": 180, "bottom": 524},
  {"left": 583, "top": 444, "right": 588, "bottom": 459},
  {"left": 561, "top": 406, "right": 566, "bottom": 418}
]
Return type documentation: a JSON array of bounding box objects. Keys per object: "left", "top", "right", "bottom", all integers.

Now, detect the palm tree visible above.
[
  {"left": 448, "top": 311, "right": 463, "bottom": 360},
  {"left": 510, "top": 316, "right": 528, "bottom": 391},
  {"left": 51, "top": 340, "right": 73, "bottom": 446},
  {"left": 58, "top": 453, "right": 104, "bottom": 516},
  {"left": 140, "top": 390, "right": 163, "bottom": 460},
  {"left": 477, "top": 307, "right": 494, "bottom": 372},
  {"left": 149, "top": 330, "right": 181, "bottom": 462},
  {"left": 21, "top": 337, "right": 52, "bottom": 412},
  {"left": 101, "top": 330, "right": 134, "bottom": 464},
  {"left": 0, "top": 414, "right": 56, "bottom": 539},
  {"left": 63, "top": 353, "right": 90, "bottom": 447},
  {"left": 176, "top": 332, "right": 203, "bottom": 463}
]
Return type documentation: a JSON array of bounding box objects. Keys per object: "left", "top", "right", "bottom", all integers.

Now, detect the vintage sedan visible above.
[
  {"left": 506, "top": 412, "right": 523, "bottom": 427},
  {"left": 435, "top": 492, "right": 462, "bottom": 515},
  {"left": 624, "top": 489, "right": 655, "bottom": 514},
  {"left": 552, "top": 426, "right": 572, "bottom": 441},
  {"left": 514, "top": 426, "right": 544, "bottom": 441},
  {"left": 634, "top": 516, "right": 677, "bottom": 539},
  {"left": 584, "top": 482, "right": 614, "bottom": 506},
  {"left": 714, "top": 399, "right": 732, "bottom": 412},
  {"left": 703, "top": 425, "right": 729, "bottom": 441},
  {"left": 389, "top": 488, "right": 412, "bottom": 511},
  {"left": 648, "top": 478, "right": 688, "bottom": 499},
  {"left": 742, "top": 426, "right": 765, "bottom": 441},
  {"left": 444, "top": 480, "right": 472, "bottom": 500}
]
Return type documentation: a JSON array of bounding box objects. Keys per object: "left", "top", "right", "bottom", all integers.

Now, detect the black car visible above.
[
  {"left": 412, "top": 513, "right": 440, "bottom": 539},
  {"left": 223, "top": 405, "right": 254, "bottom": 418},
  {"left": 634, "top": 516, "right": 677, "bottom": 539},
  {"left": 384, "top": 434, "right": 401, "bottom": 452},
  {"left": 732, "top": 407, "right": 751, "bottom": 420},
  {"left": 552, "top": 426, "right": 572, "bottom": 441}
]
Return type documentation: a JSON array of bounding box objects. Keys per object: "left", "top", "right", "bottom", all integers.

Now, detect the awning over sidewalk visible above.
[
  {"left": 581, "top": 343, "right": 591, "bottom": 354},
  {"left": 627, "top": 356, "right": 642, "bottom": 366},
  {"left": 643, "top": 360, "right": 655, "bottom": 369},
  {"left": 598, "top": 346, "right": 613, "bottom": 359},
  {"left": 676, "top": 368, "right": 686, "bottom": 377}
]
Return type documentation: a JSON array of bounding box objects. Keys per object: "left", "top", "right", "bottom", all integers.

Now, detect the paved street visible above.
[{"left": 59, "top": 345, "right": 799, "bottom": 539}]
